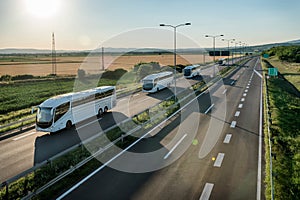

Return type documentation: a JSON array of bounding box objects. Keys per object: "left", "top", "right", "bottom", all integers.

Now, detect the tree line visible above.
[{"left": 263, "top": 45, "right": 300, "bottom": 63}]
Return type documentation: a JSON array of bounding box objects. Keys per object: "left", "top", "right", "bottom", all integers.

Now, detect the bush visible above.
[{"left": 101, "top": 68, "right": 127, "bottom": 80}]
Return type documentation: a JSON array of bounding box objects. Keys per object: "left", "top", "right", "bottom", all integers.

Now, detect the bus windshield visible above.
[
  {"left": 37, "top": 107, "right": 53, "bottom": 123},
  {"left": 143, "top": 80, "right": 154, "bottom": 90}
]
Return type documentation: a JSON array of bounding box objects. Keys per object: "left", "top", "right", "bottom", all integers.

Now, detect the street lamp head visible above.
[
  {"left": 159, "top": 24, "right": 165, "bottom": 26},
  {"left": 185, "top": 22, "right": 191, "bottom": 25},
  {"left": 205, "top": 35, "right": 209, "bottom": 37},
  {"left": 220, "top": 34, "right": 224, "bottom": 37}
]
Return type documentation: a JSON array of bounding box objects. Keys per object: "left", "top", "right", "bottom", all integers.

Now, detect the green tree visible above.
[{"left": 137, "top": 64, "right": 153, "bottom": 80}]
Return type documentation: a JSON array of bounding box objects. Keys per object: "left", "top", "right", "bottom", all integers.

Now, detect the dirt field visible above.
[{"left": 0, "top": 54, "right": 228, "bottom": 76}]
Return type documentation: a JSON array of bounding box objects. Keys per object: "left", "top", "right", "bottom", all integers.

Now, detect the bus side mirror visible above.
[{"left": 31, "top": 106, "right": 37, "bottom": 114}]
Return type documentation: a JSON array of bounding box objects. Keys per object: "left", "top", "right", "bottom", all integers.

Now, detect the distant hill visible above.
[{"left": 0, "top": 39, "right": 299, "bottom": 54}]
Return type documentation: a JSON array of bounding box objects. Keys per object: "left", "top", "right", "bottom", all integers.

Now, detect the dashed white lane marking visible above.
[
  {"left": 243, "top": 93, "right": 247, "bottom": 97},
  {"left": 222, "top": 89, "right": 227, "bottom": 94},
  {"left": 245, "top": 89, "right": 248, "bottom": 92},
  {"left": 235, "top": 111, "right": 240, "bottom": 117},
  {"left": 164, "top": 134, "right": 187, "bottom": 159},
  {"left": 13, "top": 131, "right": 36, "bottom": 141},
  {"left": 133, "top": 93, "right": 140, "bottom": 97},
  {"left": 238, "top": 104, "right": 243, "bottom": 108},
  {"left": 223, "top": 134, "right": 232, "bottom": 144},
  {"left": 241, "top": 98, "right": 245, "bottom": 102},
  {"left": 199, "top": 183, "right": 214, "bottom": 200},
  {"left": 204, "top": 104, "right": 214, "bottom": 114},
  {"left": 214, "top": 153, "right": 225, "bottom": 167},
  {"left": 230, "top": 121, "right": 237, "bottom": 128}
]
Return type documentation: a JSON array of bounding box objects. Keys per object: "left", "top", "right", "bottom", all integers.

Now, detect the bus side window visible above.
[{"left": 54, "top": 102, "right": 70, "bottom": 122}]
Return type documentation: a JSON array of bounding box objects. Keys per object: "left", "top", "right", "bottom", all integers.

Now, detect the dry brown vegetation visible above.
[{"left": 0, "top": 54, "right": 229, "bottom": 76}]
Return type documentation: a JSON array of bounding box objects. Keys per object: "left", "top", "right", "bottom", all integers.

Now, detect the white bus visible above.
[
  {"left": 36, "top": 86, "right": 116, "bottom": 133},
  {"left": 218, "top": 58, "right": 226, "bottom": 66},
  {"left": 183, "top": 65, "right": 201, "bottom": 78},
  {"left": 142, "top": 71, "right": 173, "bottom": 93}
]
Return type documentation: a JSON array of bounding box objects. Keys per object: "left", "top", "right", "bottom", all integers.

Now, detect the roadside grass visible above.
[
  {"left": 262, "top": 59, "right": 300, "bottom": 199},
  {"left": 266, "top": 56, "right": 300, "bottom": 91}
]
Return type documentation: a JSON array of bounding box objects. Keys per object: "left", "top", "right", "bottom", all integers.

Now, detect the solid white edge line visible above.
[
  {"left": 57, "top": 86, "right": 210, "bottom": 200},
  {"left": 13, "top": 131, "right": 36, "bottom": 141},
  {"left": 213, "top": 153, "right": 225, "bottom": 167},
  {"left": 223, "top": 134, "right": 232, "bottom": 144},
  {"left": 257, "top": 58, "right": 262, "bottom": 200},
  {"left": 164, "top": 134, "right": 187, "bottom": 159},
  {"left": 204, "top": 104, "right": 214, "bottom": 114},
  {"left": 199, "top": 183, "right": 214, "bottom": 200},
  {"left": 57, "top": 126, "right": 151, "bottom": 200},
  {"left": 222, "top": 89, "right": 227, "bottom": 94}
]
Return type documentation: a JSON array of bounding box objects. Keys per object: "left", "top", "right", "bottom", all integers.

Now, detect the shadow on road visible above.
[{"left": 34, "top": 112, "right": 128, "bottom": 165}]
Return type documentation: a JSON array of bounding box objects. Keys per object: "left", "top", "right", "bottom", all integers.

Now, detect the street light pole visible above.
[
  {"left": 205, "top": 34, "right": 224, "bottom": 76},
  {"left": 222, "top": 38, "right": 235, "bottom": 66},
  {"left": 160, "top": 22, "right": 191, "bottom": 97}
]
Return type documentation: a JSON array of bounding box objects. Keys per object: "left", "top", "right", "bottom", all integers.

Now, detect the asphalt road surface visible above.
[
  {"left": 56, "top": 57, "right": 264, "bottom": 200},
  {"left": 0, "top": 60, "right": 232, "bottom": 183}
]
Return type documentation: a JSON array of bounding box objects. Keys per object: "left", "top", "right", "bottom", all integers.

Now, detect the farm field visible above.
[{"left": 0, "top": 54, "right": 228, "bottom": 76}]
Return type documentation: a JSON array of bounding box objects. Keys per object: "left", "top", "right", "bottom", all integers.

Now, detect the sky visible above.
[{"left": 0, "top": 0, "right": 299, "bottom": 50}]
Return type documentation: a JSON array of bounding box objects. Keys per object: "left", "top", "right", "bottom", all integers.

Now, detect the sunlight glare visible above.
[{"left": 25, "top": 0, "right": 60, "bottom": 18}]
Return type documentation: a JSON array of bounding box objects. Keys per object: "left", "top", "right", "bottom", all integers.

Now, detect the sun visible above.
[{"left": 25, "top": 0, "right": 60, "bottom": 18}]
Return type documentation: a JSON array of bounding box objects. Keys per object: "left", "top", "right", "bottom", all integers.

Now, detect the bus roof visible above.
[
  {"left": 142, "top": 71, "right": 173, "bottom": 81},
  {"left": 184, "top": 64, "right": 200, "bottom": 70},
  {"left": 39, "top": 86, "right": 115, "bottom": 108}
]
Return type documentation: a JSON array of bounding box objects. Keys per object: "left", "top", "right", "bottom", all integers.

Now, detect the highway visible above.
[
  {"left": 0, "top": 61, "right": 227, "bottom": 183},
  {"left": 56, "top": 57, "right": 263, "bottom": 200}
]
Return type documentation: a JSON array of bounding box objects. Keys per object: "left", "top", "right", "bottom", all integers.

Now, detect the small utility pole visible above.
[
  {"left": 102, "top": 47, "right": 104, "bottom": 71},
  {"left": 52, "top": 32, "right": 57, "bottom": 75}
]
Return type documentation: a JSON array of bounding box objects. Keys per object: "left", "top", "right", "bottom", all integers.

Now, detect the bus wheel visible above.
[
  {"left": 66, "top": 121, "right": 72, "bottom": 129},
  {"left": 98, "top": 108, "right": 103, "bottom": 117},
  {"left": 104, "top": 106, "right": 108, "bottom": 113}
]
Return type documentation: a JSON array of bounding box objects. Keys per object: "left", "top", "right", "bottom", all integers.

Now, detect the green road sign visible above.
[
  {"left": 263, "top": 54, "right": 270, "bottom": 58},
  {"left": 268, "top": 68, "right": 278, "bottom": 76}
]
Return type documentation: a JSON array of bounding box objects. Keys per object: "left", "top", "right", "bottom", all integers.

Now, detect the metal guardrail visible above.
[
  {"left": 0, "top": 117, "right": 35, "bottom": 131},
  {"left": 0, "top": 86, "right": 142, "bottom": 136},
  {"left": 0, "top": 56, "right": 247, "bottom": 136},
  {"left": 264, "top": 69, "right": 275, "bottom": 200},
  {"left": 1, "top": 56, "right": 250, "bottom": 199}
]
